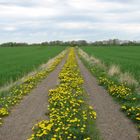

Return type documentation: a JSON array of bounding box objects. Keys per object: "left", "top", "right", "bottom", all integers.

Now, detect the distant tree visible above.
[{"left": 0, "top": 42, "right": 28, "bottom": 47}]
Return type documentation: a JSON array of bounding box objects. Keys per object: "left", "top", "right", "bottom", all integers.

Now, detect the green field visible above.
[
  {"left": 0, "top": 46, "right": 65, "bottom": 87},
  {"left": 81, "top": 46, "right": 140, "bottom": 83}
]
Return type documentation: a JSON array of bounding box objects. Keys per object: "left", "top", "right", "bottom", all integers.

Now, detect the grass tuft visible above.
[
  {"left": 119, "top": 72, "right": 138, "bottom": 87},
  {"left": 108, "top": 64, "right": 120, "bottom": 76}
]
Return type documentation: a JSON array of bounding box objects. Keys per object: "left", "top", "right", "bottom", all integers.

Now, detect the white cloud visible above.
[
  {"left": 57, "top": 21, "right": 140, "bottom": 33},
  {"left": 68, "top": 0, "right": 124, "bottom": 12},
  {"left": 0, "top": 0, "right": 140, "bottom": 42},
  {"left": 0, "top": 5, "right": 61, "bottom": 19},
  {"left": 3, "top": 26, "right": 17, "bottom": 31}
]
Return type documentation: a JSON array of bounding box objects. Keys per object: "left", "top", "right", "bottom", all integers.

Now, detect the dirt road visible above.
[{"left": 0, "top": 53, "right": 139, "bottom": 140}]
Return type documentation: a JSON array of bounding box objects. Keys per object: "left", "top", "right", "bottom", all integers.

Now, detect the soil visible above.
[
  {"left": 76, "top": 55, "right": 139, "bottom": 140},
  {"left": 0, "top": 56, "right": 66, "bottom": 140}
]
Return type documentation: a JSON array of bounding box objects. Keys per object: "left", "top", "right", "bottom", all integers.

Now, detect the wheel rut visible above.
[
  {"left": 0, "top": 56, "right": 66, "bottom": 140},
  {"left": 76, "top": 55, "right": 139, "bottom": 140}
]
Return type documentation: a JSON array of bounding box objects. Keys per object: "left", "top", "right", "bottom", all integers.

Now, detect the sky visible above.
[{"left": 0, "top": 0, "right": 140, "bottom": 43}]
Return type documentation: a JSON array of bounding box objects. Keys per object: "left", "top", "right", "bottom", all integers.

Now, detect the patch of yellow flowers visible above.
[
  {"left": 121, "top": 105, "right": 140, "bottom": 129},
  {"left": 0, "top": 53, "right": 65, "bottom": 126},
  {"left": 99, "top": 76, "right": 140, "bottom": 131},
  {"left": 28, "top": 48, "right": 96, "bottom": 140},
  {"left": 99, "top": 77, "right": 132, "bottom": 99}
]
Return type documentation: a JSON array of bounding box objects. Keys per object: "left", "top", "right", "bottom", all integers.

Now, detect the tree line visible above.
[{"left": 0, "top": 39, "right": 140, "bottom": 47}]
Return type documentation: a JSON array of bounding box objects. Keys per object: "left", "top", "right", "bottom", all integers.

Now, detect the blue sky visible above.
[{"left": 0, "top": 0, "right": 140, "bottom": 43}]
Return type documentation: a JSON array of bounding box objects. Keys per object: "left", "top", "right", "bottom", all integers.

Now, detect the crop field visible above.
[
  {"left": 81, "top": 46, "right": 140, "bottom": 83},
  {"left": 0, "top": 46, "right": 65, "bottom": 87}
]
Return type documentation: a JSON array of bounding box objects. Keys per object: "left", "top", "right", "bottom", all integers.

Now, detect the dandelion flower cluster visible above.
[{"left": 28, "top": 48, "right": 96, "bottom": 140}]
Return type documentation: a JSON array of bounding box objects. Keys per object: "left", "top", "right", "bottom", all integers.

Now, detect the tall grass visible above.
[{"left": 0, "top": 46, "right": 65, "bottom": 87}]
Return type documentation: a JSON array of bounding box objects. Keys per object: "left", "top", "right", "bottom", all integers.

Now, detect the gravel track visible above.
[{"left": 0, "top": 56, "right": 66, "bottom": 140}]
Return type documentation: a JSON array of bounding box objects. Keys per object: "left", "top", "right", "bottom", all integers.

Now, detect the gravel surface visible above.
[
  {"left": 0, "top": 57, "right": 66, "bottom": 140},
  {"left": 76, "top": 55, "right": 139, "bottom": 140}
]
